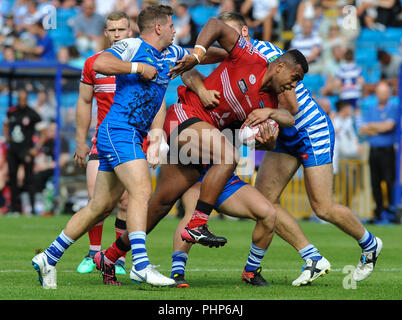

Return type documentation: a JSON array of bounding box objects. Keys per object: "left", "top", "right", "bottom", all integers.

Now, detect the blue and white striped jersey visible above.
[
  {"left": 335, "top": 62, "right": 362, "bottom": 100},
  {"left": 250, "top": 39, "right": 331, "bottom": 137},
  {"left": 104, "top": 37, "right": 189, "bottom": 135}
]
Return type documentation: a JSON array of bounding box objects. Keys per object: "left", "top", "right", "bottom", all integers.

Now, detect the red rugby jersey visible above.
[
  {"left": 177, "top": 36, "right": 278, "bottom": 130},
  {"left": 80, "top": 51, "right": 116, "bottom": 133}
]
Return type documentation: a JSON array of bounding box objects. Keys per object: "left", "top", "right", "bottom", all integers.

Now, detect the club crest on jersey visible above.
[
  {"left": 237, "top": 79, "right": 248, "bottom": 94},
  {"left": 258, "top": 100, "right": 265, "bottom": 108},
  {"left": 249, "top": 74, "right": 256, "bottom": 85}
]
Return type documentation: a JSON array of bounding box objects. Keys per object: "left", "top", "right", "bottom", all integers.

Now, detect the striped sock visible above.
[
  {"left": 171, "top": 251, "right": 188, "bottom": 278},
  {"left": 44, "top": 230, "right": 75, "bottom": 266},
  {"left": 245, "top": 243, "right": 267, "bottom": 272},
  {"left": 358, "top": 229, "right": 377, "bottom": 252},
  {"left": 298, "top": 244, "right": 322, "bottom": 261},
  {"left": 129, "top": 231, "right": 150, "bottom": 271}
]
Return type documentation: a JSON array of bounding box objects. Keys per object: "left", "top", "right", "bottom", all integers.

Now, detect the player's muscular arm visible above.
[
  {"left": 278, "top": 88, "right": 299, "bottom": 115},
  {"left": 147, "top": 100, "right": 167, "bottom": 168},
  {"left": 169, "top": 18, "right": 240, "bottom": 78},
  {"left": 74, "top": 82, "right": 93, "bottom": 168},
  {"left": 181, "top": 69, "right": 221, "bottom": 109},
  {"left": 245, "top": 108, "right": 295, "bottom": 128},
  {"left": 93, "top": 52, "right": 157, "bottom": 80}
]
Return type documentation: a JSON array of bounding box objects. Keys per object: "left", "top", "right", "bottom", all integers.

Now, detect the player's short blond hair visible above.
[{"left": 106, "top": 11, "right": 130, "bottom": 28}]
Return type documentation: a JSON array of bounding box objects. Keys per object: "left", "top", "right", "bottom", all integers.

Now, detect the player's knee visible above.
[
  {"left": 312, "top": 203, "right": 332, "bottom": 221},
  {"left": 88, "top": 199, "right": 114, "bottom": 218},
  {"left": 255, "top": 202, "right": 277, "bottom": 231}
]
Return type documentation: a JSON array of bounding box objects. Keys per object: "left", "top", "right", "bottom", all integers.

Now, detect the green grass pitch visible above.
[{"left": 1, "top": 214, "right": 401, "bottom": 301}]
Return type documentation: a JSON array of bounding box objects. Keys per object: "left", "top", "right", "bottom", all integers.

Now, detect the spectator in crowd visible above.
[
  {"left": 12, "top": 0, "right": 29, "bottom": 26},
  {"left": 1, "top": 46, "right": 16, "bottom": 62},
  {"left": 377, "top": 49, "right": 402, "bottom": 95},
  {"left": 95, "top": 0, "right": 117, "bottom": 17},
  {"left": 290, "top": 17, "right": 322, "bottom": 73},
  {"left": 332, "top": 100, "right": 363, "bottom": 174},
  {"left": 3, "top": 89, "right": 45, "bottom": 214},
  {"left": 18, "top": 0, "right": 42, "bottom": 29},
  {"left": 320, "top": 44, "right": 345, "bottom": 96},
  {"left": 29, "top": 121, "right": 70, "bottom": 215},
  {"left": 357, "top": 0, "right": 402, "bottom": 29},
  {"left": 57, "top": 45, "right": 71, "bottom": 64},
  {"left": 34, "top": 90, "right": 56, "bottom": 125},
  {"left": 359, "top": 81, "right": 398, "bottom": 223},
  {"left": 115, "top": 0, "right": 141, "bottom": 26},
  {"left": 70, "top": 0, "right": 105, "bottom": 54},
  {"left": 13, "top": 21, "right": 56, "bottom": 60},
  {"left": 294, "top": 0, "right": 325, "bottom": 35},
  {"left": 240, "top": 0, "right": 278, "bottom": 41},
  {"left": 321, "top": 20, "right": 346, "bottom": 63},
  {"left": 67, "top": 45, "right": 86, "bottom": 69},
  {"left": 0, "top": 138, "right": 9, "bottom": 214},
  {"left": 356, "top": 0, "right": 385, "bottom": 30},
  {"left": 0, "top": 13, "right": 18, "bottom": 48},
  {"left": 334, "top": 48, "right": 364, "bottom": 110},
  {"left": 172, "top": 2, "right": 197, "bottom": 47},
  {"left": 281, "top": 0, "right": 303, "bottom": 31}
]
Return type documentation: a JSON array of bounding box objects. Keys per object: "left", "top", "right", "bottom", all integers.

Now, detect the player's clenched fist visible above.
[
  {"left": 131, "top": 62, "right": 158, "bottom": 81},
  {"left": 140, "top": 63, "right": 158, "bottom": 81}
]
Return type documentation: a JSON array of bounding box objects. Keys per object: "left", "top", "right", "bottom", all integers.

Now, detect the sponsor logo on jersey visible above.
[
  {"left": 238, "top": 37, "right": 247, "bottom": 49},
  {"left": 95, "top": 73, "right": 109, "bottom": 79},
  {"left": 237, "top": 79, "right": 248, "bottom": 94}
]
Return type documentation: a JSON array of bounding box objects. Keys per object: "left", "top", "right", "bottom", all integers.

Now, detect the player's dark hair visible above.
[
  {"left": 137, "top": 4, "right": 173, "bottom": 33},
  {"left": 277, "top": 49, "right": 309, "bottom": 74},
  {"left": 106, "top": 11, "right": 130, "bottom": 28},
  {"left": 218, "top": 11, "right": 247, "bottom": 29}
]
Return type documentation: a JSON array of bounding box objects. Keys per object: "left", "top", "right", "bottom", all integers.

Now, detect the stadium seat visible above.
[
  {"left": 360, "top": 95, "right": 377, "bottom": 113},
  {"left": 355, "top": 47, "right": 377, "bottom": 66},
  {"left": 189, "top": 4, "right": 219, "bottom": 32},
  {"left": 362, "top": 63, "right": 381, "bottom": 84},
  {"left": 302, "top": 74, "right": 325, "bottom": 96},
  {"left": 61, "top": 92, "right": 78, "bottom": 107}
]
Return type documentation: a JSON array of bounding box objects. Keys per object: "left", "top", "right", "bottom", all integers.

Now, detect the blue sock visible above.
[
  {"left": 129, "top": 231, "right": 150, "bottom": 271},
  {"left": 44, "top": 230, "right": 75, "bottom": 266},
  {"left": 358, "top": 229, "right": 377, "bottom": 252},
  {"left": 298, "top": 244, "right": 322, "bottom": 261},
  {"left": 245, "top": 243, "right": 267, "bottom": 272},
  {"left": 171, "top": 251, "right": 188, "bottom": 278}
]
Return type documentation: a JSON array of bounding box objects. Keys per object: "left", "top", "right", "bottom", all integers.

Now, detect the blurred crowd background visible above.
[{"left": 0, "top": 0, "right": 401, "bottom": 221}]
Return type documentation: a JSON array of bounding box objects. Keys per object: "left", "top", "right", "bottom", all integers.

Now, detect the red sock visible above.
[
  {"left": 105, "top": 237, "right": 130, "bottom": 263},
  {"left": 187, "top": 210, "right": 209, "bottom": 229},
  {"left": 105, "top": 242, "right": 126, "bottom": 264},
  {"left": 187, "top": 200, "right": 215, "bottom": 229},
  {"left": 88, "top": 221, "right": 104, "bottom": 252}
]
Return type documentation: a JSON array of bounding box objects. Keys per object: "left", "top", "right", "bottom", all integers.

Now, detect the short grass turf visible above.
[{"left": 1, "top": 214, "right": 401, "bottom": 301}]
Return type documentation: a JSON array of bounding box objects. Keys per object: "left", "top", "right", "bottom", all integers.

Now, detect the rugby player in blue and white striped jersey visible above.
[{"left": 194, "top": 12, "right": 382, "bottom": 286}]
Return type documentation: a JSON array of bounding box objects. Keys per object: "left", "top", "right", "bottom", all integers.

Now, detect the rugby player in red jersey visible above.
[{"left": 73, "top": 11, "right": 131, "bottom": 278}]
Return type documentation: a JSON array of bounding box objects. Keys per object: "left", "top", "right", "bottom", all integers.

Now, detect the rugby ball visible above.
[{"left": 238, "top": 119, "right": 278, "bottom": 146}]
